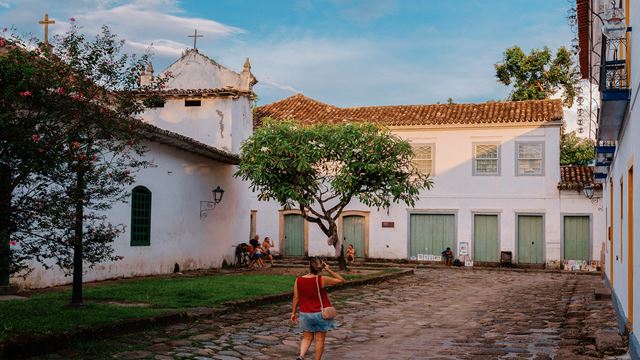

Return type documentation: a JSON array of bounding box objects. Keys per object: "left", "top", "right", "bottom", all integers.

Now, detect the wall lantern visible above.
[
  {"left": 200, "top": 186, "right": 224, "bottom": 219},
  {"left": 582, "top": 184, "right": 595, "bottom": 199}
]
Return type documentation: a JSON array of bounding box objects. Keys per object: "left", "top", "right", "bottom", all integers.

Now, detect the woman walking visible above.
[{"left": 291, "top": 258, "right": 345, "bottom": 360}]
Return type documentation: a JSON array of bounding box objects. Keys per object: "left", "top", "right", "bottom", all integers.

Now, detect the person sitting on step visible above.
[
  {"left": 346, "top": 244, "right": 356, "bottom": 265},
  {"left": 441, "top": 247, "right": 453, "bottom": 266}
]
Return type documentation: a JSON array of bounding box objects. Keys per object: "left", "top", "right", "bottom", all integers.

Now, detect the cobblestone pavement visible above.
[{"left": 44, "top": 268, "right": 627, "bottom": 359}]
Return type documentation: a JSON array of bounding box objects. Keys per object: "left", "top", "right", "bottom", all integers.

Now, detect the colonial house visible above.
[
  {"left": 253, "top": 94, "right": 605, "bottom": 268},
  {"left": 13, "top": 49, "right": 257, "bottom": 289},
  {"left": 577, "top": 0, "right": 639, "bottom": 356}
]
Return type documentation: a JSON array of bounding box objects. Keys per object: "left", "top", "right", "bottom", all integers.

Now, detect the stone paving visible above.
[{"left": 40, "top": 268, "right": 627, "bottom": 359}]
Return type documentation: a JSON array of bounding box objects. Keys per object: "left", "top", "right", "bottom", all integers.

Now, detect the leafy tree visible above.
[
  {"left": 236, "top": 119, "right": 432, "bottom": 269},
  {"left": 495, "top": 46, "right": 580, "bottom": 107},
  {"left": 1, "top": 25, "right": 162, "bottom": 304},
  {"left": 560, "top": 131, "right": 595, "bottom": 166}
]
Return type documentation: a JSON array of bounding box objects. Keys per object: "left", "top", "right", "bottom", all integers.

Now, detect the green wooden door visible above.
[
  {"left": 410, "top": 214, "right": 455, "bottom": 257},
  {"left": 517, "top": 215, "right": 544, "bottom": 264},
  {"left": 284, "top": 214, "right": 305, "bottom": 256},
  {"left": 474, "top": 214, "right": 499, "bottom": 262},
  {"left": 563, "top": 216, "right": 590, "bottom": 261},
  {"left": 343, "top": 215, "right": 365, "bottom": 258}
]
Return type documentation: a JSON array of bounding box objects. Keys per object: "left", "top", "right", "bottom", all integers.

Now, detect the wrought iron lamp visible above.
[
  {"left": 200, "top": 186, "right": 224, "bottom": 218},
  {"left": 582, "top": 184, "right": 595, "bottom": 199}
]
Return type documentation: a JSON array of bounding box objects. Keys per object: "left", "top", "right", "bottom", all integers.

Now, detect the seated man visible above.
[
  {"left": 441, "top": 247, "right": 453, "bottom": 266},
  {"left": 346, "top": 244, "right": 356, "bottom": 265},
  {"left": 262, "top": 237, "right": 274, "bottom": 265}
]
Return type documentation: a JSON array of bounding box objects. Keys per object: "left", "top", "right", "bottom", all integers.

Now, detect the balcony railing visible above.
[{"left": 597, "top": 33, "right": 631, "bottom": 141}]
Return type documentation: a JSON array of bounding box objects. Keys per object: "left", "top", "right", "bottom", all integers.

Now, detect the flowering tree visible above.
[
  {"left": 236, "top": 119, "right": 432, "bottom": 269},
  {"left": 1, "top": 25, "right": 163, "bottom": 304}
]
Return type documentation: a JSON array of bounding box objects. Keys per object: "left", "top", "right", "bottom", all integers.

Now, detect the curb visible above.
[
  {"left": 274, "top": 261, "right": 602, "bottom": 276},
  {"left": 0, "top": 269, "right": 413, "bottom": 359}
]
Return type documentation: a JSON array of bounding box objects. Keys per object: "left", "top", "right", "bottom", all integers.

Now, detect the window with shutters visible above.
[
  {"left": 473, "top": 143, "right": 500, "bottom": 175},
  {"left": 516, "top": 142, "right": 544, "bottom": 176},
  {"left": 131, "top": 186, "right": 152, "bottom": 246},
  {"left": 411, "top": 144, "right": 434, "bottom": 175}
]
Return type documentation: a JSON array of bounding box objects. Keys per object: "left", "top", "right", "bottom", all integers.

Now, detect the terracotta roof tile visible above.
[
  {"left": 255, "top": 94, "right": 564, "bottom": 128},
  {"left": 558, "top": 165, "right": 602, "bottom": 190}
]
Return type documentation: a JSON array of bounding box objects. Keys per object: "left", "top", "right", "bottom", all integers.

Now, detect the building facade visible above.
[
  {"left": 253, "top": 95, "right": 605, "bottom": 268},
  {"left": 13, "top": 49, "right": 257, "bottom": 289},
  {"left": 577, "top": 0, "right": 639, "bottom": 356}
]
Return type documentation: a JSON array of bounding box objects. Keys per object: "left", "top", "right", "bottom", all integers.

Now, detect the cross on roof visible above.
[
  {"left": 38, "top": 13, "right": 55, "bottom": 45},
  {"left": 188, "top": 29, "right": 203, "bottom": 50}
]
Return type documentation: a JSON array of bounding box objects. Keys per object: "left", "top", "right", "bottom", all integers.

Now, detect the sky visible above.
[{"left": 0, "top": 0, "right": 578, "bottom": 109}]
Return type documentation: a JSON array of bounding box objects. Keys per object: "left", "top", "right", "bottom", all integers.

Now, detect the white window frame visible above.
[
  {"left": 473, "top": 142, "right": 500, "bottom": 176},
  {"left": 411, "top": 143, "right": 435, "bottom": 176},
  {"left": 515, "top": 141, "right": 545, "bottom": 176}
]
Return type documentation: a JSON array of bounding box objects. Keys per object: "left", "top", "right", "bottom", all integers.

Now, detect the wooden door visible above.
[
  {"left": 409, "top": 214, "right": 455, "bottom": 258},
  {"left": 563, "top": 216, "right": 590, "bottom": 261},
  {"left": 474, "top": 214, "right": 499, "bottom": 262},
  {"left": 517, "top": 215, "right": 544, "bottom": 264},
  {"left": 343, "top": 215, "right": 365, "bottom": 258},
  {"left": 284, "top": 214, "right": 305, "bottom": 256}
]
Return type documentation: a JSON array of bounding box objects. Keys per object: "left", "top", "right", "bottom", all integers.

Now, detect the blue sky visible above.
[{"left": 0, "top": 0, "right": 576, "bottom": 107}]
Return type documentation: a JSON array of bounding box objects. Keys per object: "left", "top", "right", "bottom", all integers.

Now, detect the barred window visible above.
[
  {"left": 474, "top": 144, "right": 499, "bottom": 175},
  {"left": 131, "top": 186, "right": 152, "bottom": 246},
  {"left": 517, "top": 142, "right": 544, "bottom": 176},
  {"left": 412, "top": 144, "right": 434, "bottom": 175}
]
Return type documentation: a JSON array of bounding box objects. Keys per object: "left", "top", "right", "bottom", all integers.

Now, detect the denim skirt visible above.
[{"left": 299, "top": 311, "right": 337, "bottom": 332}]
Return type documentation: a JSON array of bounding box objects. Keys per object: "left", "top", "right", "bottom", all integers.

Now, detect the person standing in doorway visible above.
[{"left": 291, "top": 258, "right": 345, "bottom": 360}]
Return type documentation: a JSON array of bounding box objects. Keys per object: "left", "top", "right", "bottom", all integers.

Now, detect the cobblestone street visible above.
[{"left": 45, "top": 268, "right": 626, "bottom": 359}]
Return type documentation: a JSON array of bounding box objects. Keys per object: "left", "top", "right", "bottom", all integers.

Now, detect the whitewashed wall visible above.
[
  {"left": 143, "top": 96, "right": 253, "bottom": 154},
  {"left": 14, "top": 142, "right": 251, "bottom": 289}
]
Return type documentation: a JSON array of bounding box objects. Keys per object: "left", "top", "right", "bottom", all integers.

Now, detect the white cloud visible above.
[
  {"left": 127, "top": 38, "right": 187, "bottom": 57},
  {"left": 74, "top": 4, "right": 244, "bottom": 40}
]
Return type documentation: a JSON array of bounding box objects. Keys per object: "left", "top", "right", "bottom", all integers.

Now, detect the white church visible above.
[{"left": 13, "top": 47, "right": 605, "bottom": 289}]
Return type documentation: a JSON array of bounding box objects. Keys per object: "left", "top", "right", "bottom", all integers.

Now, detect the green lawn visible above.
[{"left": 0, "top": 270, "right": 399, "bottom": 342}]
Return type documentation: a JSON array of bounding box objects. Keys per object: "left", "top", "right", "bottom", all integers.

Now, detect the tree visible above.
[
  {"left": 236, "top": 119, "right": 432, "bottom": 269},
  {"left": 1, "top": 25, "right": 161, "bottom": 304},
  {"left": 560, "top": 131, "right": 595, "bottom": 166},
  {"left": 495, "top": 46, "right": 580, "bottom": 107}
]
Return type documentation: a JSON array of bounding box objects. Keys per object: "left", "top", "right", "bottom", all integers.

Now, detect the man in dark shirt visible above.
[{"left": 250, "top": 234, "right": 260, "bottom": 248}]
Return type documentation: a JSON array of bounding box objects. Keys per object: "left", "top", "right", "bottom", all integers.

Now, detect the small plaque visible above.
[{"left": 381, "top": 221, "right": 395, "bottom": 228}]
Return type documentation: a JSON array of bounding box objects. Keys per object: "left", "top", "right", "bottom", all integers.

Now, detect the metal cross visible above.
[
  {"left": 188, "top": 29, "right": 203, "bottom": 50},
  {"left": 38, "top": 13, "right": 56, "bottom": 45}
]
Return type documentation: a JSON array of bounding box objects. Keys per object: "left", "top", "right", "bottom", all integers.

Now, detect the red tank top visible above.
[{"left": 296, "top": 276, "right": 332, "bottom": 313}]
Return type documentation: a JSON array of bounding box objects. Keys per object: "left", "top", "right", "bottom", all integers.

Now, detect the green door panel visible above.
[
  {"left": 563, "top": 216, "right": 590, "bottom": 261},
  {"left": 284, "top": 214, "right": 305, "bottom": 256},
  {"left": 517, "top": 215, "right": 544, "bottom": 264},
  {"left": 409, "top": 214, "right": 455, "bottom": 258},
  {"left": 343, "top": 215, "right": 366, "bottom": 258},
  {"left": 474, "top": 214, "right": 499, "bottom": 262}
]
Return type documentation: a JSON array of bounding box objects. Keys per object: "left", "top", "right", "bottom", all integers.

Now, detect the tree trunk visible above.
[
  {"left": 70, "top": 167, "right": 85, "bottom": 307},
  {"left": 0, "top": 166, "right": 11, "bottom": 286}
]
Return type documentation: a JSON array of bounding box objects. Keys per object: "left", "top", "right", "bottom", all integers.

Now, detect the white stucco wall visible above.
[
  {"left": 600, "top": 0, "right": 640, "bottom": 342},
  {"left": 142, "top": 96, "right": 253, "bottom": 154},
  {"left": 14, "top": 142, "right": 251, "bottom": 289}
]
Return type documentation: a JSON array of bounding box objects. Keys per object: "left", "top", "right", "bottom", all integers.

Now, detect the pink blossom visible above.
[
  {"left": 0, "top": 38, "right": 5, "bottom": 48},
  {"left": 71, "top": 141, "right": 81, "bottom": 149},
  {"left": 56, "top": 87, "right": 65, "bottom": 95},
  {"left": 19, "top": 91, "right": 32, "bottom": 97},
  {"left": 69, "top": 17, "right": 76, "bottom": 22},
  {"left": 31, "top": 134, "right": 41, "bottom": 143}
]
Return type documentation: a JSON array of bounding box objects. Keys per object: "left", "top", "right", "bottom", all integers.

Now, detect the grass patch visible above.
[{"left": 0, "top": 269, "right": 400, "bottom": 343}]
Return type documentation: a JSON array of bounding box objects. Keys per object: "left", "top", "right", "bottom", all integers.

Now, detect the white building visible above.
[
  {"left": 253, "top": 94, "right": 605, "bottom": 268},
  {"left": 577, "top": 0, "right": 639, "bottom": 356},
  {"left": 13, "top": 49, "right": 257, "bottom": 289}
]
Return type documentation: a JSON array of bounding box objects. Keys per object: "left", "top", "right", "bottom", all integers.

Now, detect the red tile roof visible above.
[
  {"left": 558, "top": 165, "right": 602, "bottom": 190},
  {"left": 255, "top": 94, "right": 564, "bottom": 128}
]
